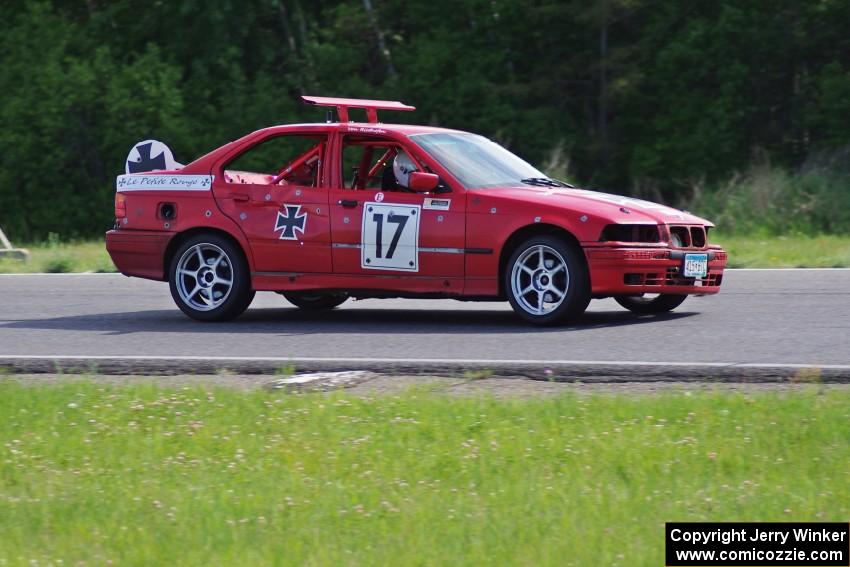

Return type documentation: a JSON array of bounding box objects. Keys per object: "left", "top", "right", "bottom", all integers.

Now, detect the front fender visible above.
[{"left": 464, "top": 194, "right": 602, "bottom": 293}]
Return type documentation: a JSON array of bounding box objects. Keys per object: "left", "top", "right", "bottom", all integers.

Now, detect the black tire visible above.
[
  {"left": 504, "top": 235, "right": 590, "bottom": 325},
  {"left": 283, "top": 292, "right": 348, "bottom": 311},
  {"left": 614, "top": 294, "right": 687, "bottom": 314},
  {"left": 168, "top": 233, "right": 254, "bottom": 321}
]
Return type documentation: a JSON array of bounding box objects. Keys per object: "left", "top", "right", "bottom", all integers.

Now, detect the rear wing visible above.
[{"left": 302, "top": 95, "right": 415, "bottom": 123}]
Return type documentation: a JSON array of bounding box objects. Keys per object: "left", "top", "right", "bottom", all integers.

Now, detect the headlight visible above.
[{"left": 599, "top": 224, "right": 660, "bottom": 243}]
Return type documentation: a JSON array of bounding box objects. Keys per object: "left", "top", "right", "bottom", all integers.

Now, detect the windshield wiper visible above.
[{"left": 521, "top": 177, "right": 574, "bottom": 188}]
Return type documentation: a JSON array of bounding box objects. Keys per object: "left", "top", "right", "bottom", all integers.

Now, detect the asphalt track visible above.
[{"left": 1, "top": 270, "right": 849, "bottom": 379}]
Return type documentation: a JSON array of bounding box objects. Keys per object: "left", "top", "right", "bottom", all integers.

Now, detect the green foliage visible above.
[
  {"left": 689, "top": 164, "right": 850, "bottom": 235},
  {"left": 274, "top": 364, "right": 297, "bottom": 376},
  {"left": 0, "top": 239, "right": 116, "bottom": 273},
  {"left": 713, "top": 233, "right": 850, "bottom": 268},
  {"left": 1, "top": 381, "right": 849, "bottom": 565},
  {"left": 2, "top": 0, "right": 850, "bottom": 240},
  {"left": 0, "top": 4, "right": 185, "bottom": 240},
  {"left": 805, "top": 62, "right": 850, "bottom": 149},
  {"left": 43, "top": 254, "right": 74, "bottom": 273}
]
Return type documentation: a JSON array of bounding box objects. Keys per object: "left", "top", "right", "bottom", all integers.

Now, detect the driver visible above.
[{"left": 392, "top": 151, "right": 418, "bottom": 189}]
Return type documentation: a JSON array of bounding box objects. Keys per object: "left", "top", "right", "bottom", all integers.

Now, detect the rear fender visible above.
[{"left": 162, "top": 217, "right": 255, "bottom": 281}]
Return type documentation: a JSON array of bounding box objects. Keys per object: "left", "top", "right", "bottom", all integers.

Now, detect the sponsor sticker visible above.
[
  {"left": 423, "top": 198, "right": 451, "bottom": 211},
  {"left": 116, "top": 174, "right": 213, "bottom": 192},
  {"left": 347, "top": 126, "right": 387, "bottom": 135}
]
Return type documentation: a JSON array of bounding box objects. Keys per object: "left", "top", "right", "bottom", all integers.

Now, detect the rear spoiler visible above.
[{"left": 302, "top": 95, "right": 415, "bottom": 123}]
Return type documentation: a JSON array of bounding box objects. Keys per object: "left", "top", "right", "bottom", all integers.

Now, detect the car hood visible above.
[{"left": 476, "top": 186, "right": 713, "bottom": 226}]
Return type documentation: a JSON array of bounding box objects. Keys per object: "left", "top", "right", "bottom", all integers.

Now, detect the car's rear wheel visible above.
[
  {"left": 614, "top": 293, "right": 687, "bottom": 314},
  {"left": 505, "top": 235, "right": 590, "bottom": 325},
  {"left": 168, "top": 234, "right": 254, "bottom": 321},
  {"left": 283, "top": 292, "right": 348, "bottom": 311}
]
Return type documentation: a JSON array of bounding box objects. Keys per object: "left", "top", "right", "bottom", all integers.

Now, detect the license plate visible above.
[{"left": 683, "top": 253, "right": 708, "bottom": 278}]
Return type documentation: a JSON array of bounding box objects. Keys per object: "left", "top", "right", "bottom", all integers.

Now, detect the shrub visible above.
[
  {"left": 685, "top": 164, "right": 850, "bottom": 235},
  {"left": 43, "top": 253, "right": 75, "bottom": 273}
]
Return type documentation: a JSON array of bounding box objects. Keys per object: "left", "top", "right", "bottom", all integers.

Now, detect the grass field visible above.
[
  {"left": 716, "top": 233, "right": 850, "bottom": 268},
  {"left": 0, "top": 381, "right": 847, "bottom": 566},
  {"left": 2, "top": 234, "right": 849, "bottom": 273},
  {"left": 0, "top": 239, "right": 116, "bottom": 274}
]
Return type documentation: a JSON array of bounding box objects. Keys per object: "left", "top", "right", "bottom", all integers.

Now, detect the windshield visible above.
[{"left": 411, "top": 132, "right": 547, "bottom": 189}]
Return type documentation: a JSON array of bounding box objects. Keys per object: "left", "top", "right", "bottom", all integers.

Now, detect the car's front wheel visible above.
[
  {"left": 614, "top": 293, "right": 687, "bottom": 314},
  {"left": 282, "top": 292, "right": 348, "bottom": 311},
  {"left": 505, "top": 235, "right": 590, "bottom": 325},
  {"left": 168, "top": 234, "right": 254, "bottom": 321}
]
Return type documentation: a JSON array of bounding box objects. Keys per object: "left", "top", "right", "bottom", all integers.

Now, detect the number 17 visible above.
[{"left": 372, "top": 213, "right": 408, "bottom": 259}]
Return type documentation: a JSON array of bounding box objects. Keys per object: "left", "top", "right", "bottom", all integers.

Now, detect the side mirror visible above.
[{"left": 407, "top": 171, "right": 440, "bottom": 192}]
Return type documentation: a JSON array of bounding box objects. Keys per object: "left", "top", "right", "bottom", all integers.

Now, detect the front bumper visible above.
[
  {"left": 585, "top": 245, "right": 727, "bottom": 296},
  {"left": 105, "top": 229, "right": 172, "bottom": 281}
]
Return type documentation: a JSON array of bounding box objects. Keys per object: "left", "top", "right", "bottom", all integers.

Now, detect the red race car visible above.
[{"left": 106, "top": 96, "right": 727, "bottom": 325}]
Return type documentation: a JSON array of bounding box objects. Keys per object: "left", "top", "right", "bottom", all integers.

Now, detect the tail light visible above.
[{"left": 114, "top": 193, "right": 127, "bottom": 219}]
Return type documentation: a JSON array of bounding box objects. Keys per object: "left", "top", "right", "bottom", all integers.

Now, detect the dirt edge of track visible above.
[{"left": 1, "top": 356, "right": 847, "bottom": 384}]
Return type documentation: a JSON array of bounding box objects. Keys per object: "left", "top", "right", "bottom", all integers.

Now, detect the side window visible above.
[
  {"left": 223, "top": 134, "right": 326, "bottom": 187},
  {"left": 341, "top": 136, "right": 420, "bottom": 191}
]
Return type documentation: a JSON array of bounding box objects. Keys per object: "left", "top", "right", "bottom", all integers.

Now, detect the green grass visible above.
[
  {"left": 1, "top": 233, "right": 849, "bottom": 273},
  {"left": 0, "top": 237, "right": 116, "bottom": 274},
  {"left": 714, "top": 233, "right": 850, "bottom": 268},
  {"left": 1, "top": 381, "right": 847, "bottom": 566}
]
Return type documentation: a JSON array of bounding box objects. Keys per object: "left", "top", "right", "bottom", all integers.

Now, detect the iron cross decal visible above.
[
  {"left": 127, "top": 141, "right": 167, "bottom": 173},
  {"left": 274, "top": 204, "right": 307, "bottom": 240}
]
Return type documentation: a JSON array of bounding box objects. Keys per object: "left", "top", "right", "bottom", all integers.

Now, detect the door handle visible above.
[
  {"left": 232, "top": 193, "right": 250, "bottom": 203},
  {"left": 338, "top": 199, "right": 359, "bottom": 208}
]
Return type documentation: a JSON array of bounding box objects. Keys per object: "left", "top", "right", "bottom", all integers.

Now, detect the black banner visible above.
[{"left": 666, "top": 522, "right": 849, "bottom": 566}]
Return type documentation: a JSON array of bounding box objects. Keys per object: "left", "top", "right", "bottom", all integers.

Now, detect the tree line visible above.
[{"left": 2, "top": 0, "right": 849, "bottom": 239}]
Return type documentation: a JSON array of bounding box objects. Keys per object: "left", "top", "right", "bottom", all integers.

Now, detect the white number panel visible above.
[{"left": 361, "top": 202, "right": 421, "bottom": 271}]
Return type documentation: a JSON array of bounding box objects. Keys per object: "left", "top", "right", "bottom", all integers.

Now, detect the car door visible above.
[
  {"left": 327, "top": 132, "right": 466, "bottom": 280},
  {"left": 214, "top": 131, "right": 332, "bottom": 274}
]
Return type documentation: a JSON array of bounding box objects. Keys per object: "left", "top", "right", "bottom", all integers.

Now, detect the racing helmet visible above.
[{"left": 392, "top": 151, "right": 418, "bottom": 189}]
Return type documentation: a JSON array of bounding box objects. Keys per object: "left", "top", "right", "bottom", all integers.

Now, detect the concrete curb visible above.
[{"left": 1, "top": 356, "right": 849, "bottom": 383}]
